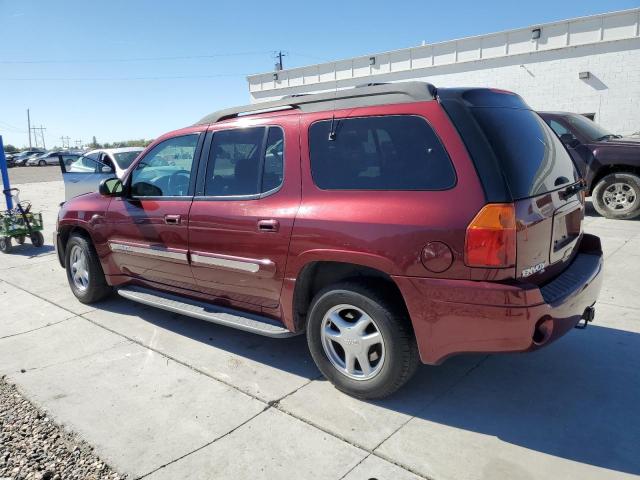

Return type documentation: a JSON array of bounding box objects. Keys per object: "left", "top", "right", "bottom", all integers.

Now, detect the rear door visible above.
[
  {"left": 188, "top": 116, "right": 300, "bottom": 310},
  {"left": 440, "top": 90, "right": 583, "bottom": 283},
  {"left": 104, "top": 132, "right": 203, "bottom": 291}
]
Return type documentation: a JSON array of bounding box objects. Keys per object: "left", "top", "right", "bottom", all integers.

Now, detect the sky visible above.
[{"left": 1, "top": 0, "right": 638, "bottom": 149}]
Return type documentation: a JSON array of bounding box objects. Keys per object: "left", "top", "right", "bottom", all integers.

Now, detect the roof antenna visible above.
[{"left": 328, "top": 75, "right": 338, "bottom": 141}]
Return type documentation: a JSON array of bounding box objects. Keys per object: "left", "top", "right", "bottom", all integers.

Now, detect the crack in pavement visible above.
[{"left": 0, "top": 316, "right": 75, "bottom": 341}]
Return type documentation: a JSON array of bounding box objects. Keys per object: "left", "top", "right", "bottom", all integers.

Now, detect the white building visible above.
[{"left": 247, "top": 8, "right": 640, "bottom": 135}]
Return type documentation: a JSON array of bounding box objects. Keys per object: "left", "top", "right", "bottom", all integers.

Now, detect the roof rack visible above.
[{"left": 195, "top": 81, "right": 437, "bottom": 125}]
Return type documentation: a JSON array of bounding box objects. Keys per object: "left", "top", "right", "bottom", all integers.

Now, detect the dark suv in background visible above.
[
  {"left": 55, "top": 83, "right": 603, "bottom": 398},
  {"left": 540, "top": 112, "right": 640, "bottom": 220}
]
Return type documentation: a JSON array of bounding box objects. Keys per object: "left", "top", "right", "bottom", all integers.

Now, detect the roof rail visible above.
[{"left": 195, "top": 81, "right": 437, "bottom": 125}]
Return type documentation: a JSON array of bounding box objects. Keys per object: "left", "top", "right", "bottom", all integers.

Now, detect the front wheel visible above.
[
  {"left": 38, "top": 160, "right": 46, "bottom": 166},
  {"left": 64, "top": 234, "right": 112, "bottom": 303},
  {"left": 306, "top": 282, "right": 419, "bottom": 399},
  {"left": 592, "top": 172, "right": 640, "bottom": 220}
]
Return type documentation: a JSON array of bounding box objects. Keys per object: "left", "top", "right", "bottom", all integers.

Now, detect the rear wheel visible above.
[
  {"left": 0, "top": 237, "right": 11, "bottom": 253},
  {"left": 306, "top": 282, "right": 419, "bottom": 399},
  {"left": 16, "top": 235, "right": 26, "bottom": 245},
  {"left": 38, "top": 160, "right": 46, "bottom": 166},
  {"left": 64, "top": 234, "right": 112, "bottom": 303},
  {"left": 592, "top": 172, "right": 640, "bottom": 220}
]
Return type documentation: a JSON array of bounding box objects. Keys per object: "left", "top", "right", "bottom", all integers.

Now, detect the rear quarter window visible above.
[{"left": 309, "top": 115, "right": 456, "bottom": 191}]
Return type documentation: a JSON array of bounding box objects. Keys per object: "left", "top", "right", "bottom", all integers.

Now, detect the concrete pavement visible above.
[{"left": 0, "top": 180, "right": 638, "bottom": 479}]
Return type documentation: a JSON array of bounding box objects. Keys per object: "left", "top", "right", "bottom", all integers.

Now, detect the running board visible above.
[{"left": 117, "top": 286, "right": 297, "bottom": 338}]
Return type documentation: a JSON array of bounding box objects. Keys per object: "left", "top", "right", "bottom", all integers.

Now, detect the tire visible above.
[
  {"left": 0, "top": 237, "right": 11, "bottom": 254},
  {"left": 38, "top": 160, "right": 46, "bottom": 166},
  {"left": 64, "top": 234, "right": 112, "bottom": 304},
  {"left": 30, "top": 231, "right": 44, "bottom": 247},
  {"left": 16, "top": 235, "right": 26, "bottom": 245},
  {"left": 306, "top": 281, "right": 419, "bottom": 399},
  {"left": 592, "top": 172, "right": 640, "bottom": 220}
]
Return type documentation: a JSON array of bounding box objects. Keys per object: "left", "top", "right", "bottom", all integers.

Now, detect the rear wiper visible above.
[{"left": 560, "top": 180, "right": 587, "bottom": 200}]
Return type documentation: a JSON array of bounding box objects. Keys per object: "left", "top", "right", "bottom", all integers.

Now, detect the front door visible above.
[
  {"left": 105, "top": 131, "right": 203, "bottom": 291},
  {"left": 188, "top": 117, "right": 300, "bottom": 310},
  {"left": 60, "top": 151, "right": 114, "bottom": 200}
]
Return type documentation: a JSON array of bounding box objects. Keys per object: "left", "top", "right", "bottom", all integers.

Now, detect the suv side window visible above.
[
  {"left": 204, "top": 126, "right": 284, "bottom": 196},
  {"left": 131, "top": 134, "right": 199, "bottom": 197},
  {"left": 309, "top": 115, "right": 456, "bottom": 190}
]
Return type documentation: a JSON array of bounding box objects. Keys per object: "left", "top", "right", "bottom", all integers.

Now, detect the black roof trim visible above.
[{"left": 195, "top": 81, "right": 437, "bottom": 125}]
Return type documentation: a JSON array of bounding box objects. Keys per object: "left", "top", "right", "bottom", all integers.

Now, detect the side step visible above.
[{"left": 117, "top": 286, "right": 297, "bottom": 338}]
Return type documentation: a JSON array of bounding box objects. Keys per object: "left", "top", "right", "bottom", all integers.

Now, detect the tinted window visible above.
[
  {"left": 547, "top": 119, "right": 570, "bottom": 136},
  {"left": 564, "top": 114, "right": 614, "bottom": 141},
  {"left": 309, "top": 116, "right": 455, "bottom": 190},
  {"left": 113, "top": 151, "right": 142, "bottom": 169},
  {"left": 131, "top": 135, "right": 198, "bottom": 197},
  {"left": 470, "top": 108, "right": 579, "bottom": 199},
  {"left": 204, "top": 126, "right": 284, "bottom": 196}
]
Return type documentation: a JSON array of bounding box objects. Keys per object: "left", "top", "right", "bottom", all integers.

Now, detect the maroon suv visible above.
[{"left": 54, "top": 82, "right": 603, "bottom": 399}]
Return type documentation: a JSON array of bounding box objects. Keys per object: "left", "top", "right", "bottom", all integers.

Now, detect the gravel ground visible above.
[{"left": 0, "top": 377, "right": 126, "bottom": 480}]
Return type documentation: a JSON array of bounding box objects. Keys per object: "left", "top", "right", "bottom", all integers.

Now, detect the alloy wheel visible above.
[
  {"left": 320, "top": 304, "right": 386, "bottom": 380},
  {"left": 69, "top": 245, "right": 90, "bottom": 291},
  {"left": 603, "top": 182, "right": 637, "bottom": 213}
]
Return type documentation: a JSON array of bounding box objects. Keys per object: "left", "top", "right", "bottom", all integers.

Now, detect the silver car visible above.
[{"left": 60, "top": 147, "right": 144, "bottom": 200}]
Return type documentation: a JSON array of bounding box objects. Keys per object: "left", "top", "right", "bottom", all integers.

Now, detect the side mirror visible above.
[
  {"left": 98, "top": 177, "right": 123, "bottom": 197},
  {"left": 101, "top": 165, "right": 114, "bottom": 173},
  {"left": 560, "top": 133, "right": 579, "bottom": 148}
]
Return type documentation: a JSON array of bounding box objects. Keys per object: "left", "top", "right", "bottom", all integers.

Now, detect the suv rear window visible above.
[
  {"left": 309, "top": 115, "right": 455, "bottom": 191},
  {"left": 469, "top": 108, "right": 579, "bottom": 199}
]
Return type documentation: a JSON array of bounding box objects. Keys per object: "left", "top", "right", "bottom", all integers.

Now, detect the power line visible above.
[
  {"left": 0, "top": 72, "right": 251, "bottom": 81},
  {"left": 0, "top": 51, "right": 273, "bottom": 65}
]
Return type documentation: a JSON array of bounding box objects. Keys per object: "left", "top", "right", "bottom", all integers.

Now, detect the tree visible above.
[
  {"left": 3, "top": 144, "right": 18, "bottom": 153},
  {"left": 89, "top": 136, "right": 100, "bottom": 149}
]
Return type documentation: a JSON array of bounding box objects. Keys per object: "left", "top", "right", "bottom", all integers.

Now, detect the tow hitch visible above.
[{"left": 575, "top": 306, "right": 595, "bottom": 329}]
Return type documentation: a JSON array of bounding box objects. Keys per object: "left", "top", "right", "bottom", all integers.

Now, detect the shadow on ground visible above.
[
  {"left": 2, "top": 243, "right": 55, "bottom": 258},
  {"left": 93, "top": 295, "right": 640, "bottom": 476}
]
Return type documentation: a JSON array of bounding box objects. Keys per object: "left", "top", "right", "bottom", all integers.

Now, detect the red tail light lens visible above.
[{"left": 465, "top": 203, "right": 516, "bottom": 268}]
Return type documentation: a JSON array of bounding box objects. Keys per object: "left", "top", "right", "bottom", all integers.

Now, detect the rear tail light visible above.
[{"left": 465, "top": 203, "right": 516, "bottom": 268}]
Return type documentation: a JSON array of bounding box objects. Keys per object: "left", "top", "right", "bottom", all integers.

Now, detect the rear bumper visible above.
[{"left": 393, "top": 234, "right": 603, "bottom": 365}]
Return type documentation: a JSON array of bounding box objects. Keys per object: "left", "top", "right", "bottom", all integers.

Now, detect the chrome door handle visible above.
[
  {"left": 257, "top": 219, "right": 279, "bottom": 232},
  {"left": 164, "top": 214, "right": 181, "bottom": 225}
]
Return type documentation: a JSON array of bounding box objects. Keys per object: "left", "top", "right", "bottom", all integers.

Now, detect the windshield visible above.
[
  {"left": 564, "top": 114, "right": 616, "bottom": 141},
  {"left": 113, "top": 151, "right": 142, "bottom": 169}
]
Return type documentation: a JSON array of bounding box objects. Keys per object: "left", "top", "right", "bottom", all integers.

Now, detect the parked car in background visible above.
[
  {"left": 4, "top": 153, "right": 16, "bottom": 168},
  {"left": 12, "top": 149, "right": 45, "bottom": 167},
  {"left": 539, "top": 112, "right": 640, "bottom": 220},
  {"left": 55, "top": 82, "right": 602, "bottom": 399},
  {"left": 60, "top": 147, "right": 143, "bottom": 200},
  {"left": 27, "top": 151, "right": 80, "bottom": 166}
]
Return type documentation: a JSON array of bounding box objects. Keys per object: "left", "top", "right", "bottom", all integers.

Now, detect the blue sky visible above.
[{"left": 1, "top": 0, "right": 638, "bottom": 148}]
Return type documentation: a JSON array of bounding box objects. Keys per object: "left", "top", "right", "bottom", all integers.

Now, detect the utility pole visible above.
[
  {"left": 31, "top": 126, "right": 46, "bottom": 149},
  {"left": 75, "top": 139, "right": 82, "bottom": 149},
  {"left": 274, "top": 50, "right": 286, "bottom": 71},
  {"left": 60, "top": 136, "right": 71, "bottom": 149},
  {"left": 27, "top": 109, "right": 32, "bottom": 149}
]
